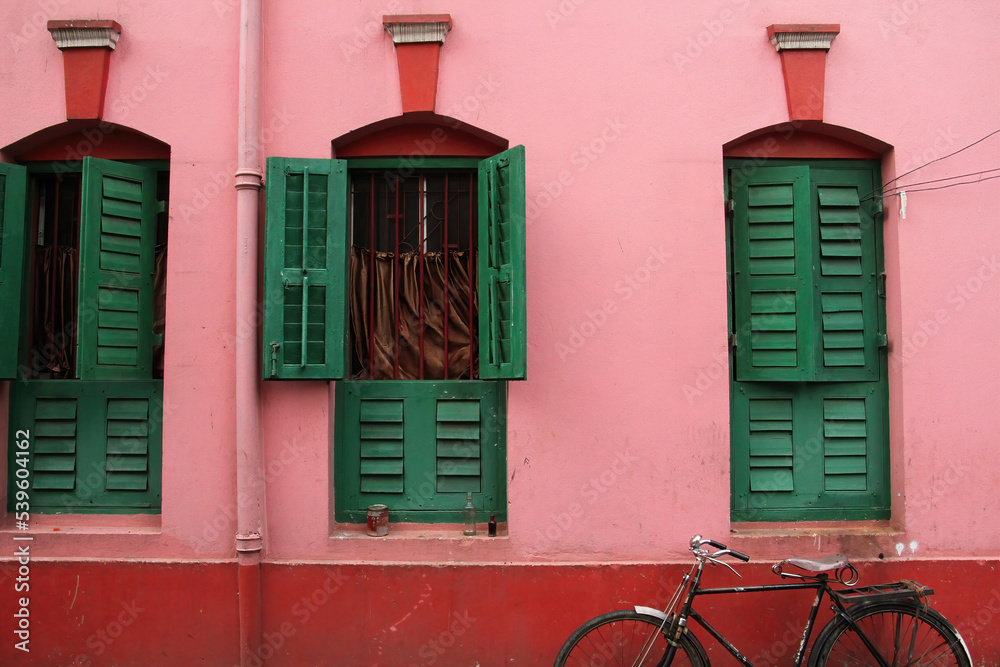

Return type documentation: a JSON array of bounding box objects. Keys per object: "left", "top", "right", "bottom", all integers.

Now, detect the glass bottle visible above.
[
  {"left": 463, "top": 492, "right": 477, "bottom": 536},
  {"left": 488, "top": 514, "right": 497, "bottom": 537}
]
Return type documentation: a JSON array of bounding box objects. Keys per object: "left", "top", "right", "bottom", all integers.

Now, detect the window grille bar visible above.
[
  {"left": 443, "top": 174, "right": 450, "bottom": 380},
  {"left": 51, "top": 177, "right": 62, "bottom": 369},
  {"left": 393, "top": 174, "right": 401, "bottom": 380},
  {"left": 368, "top": 174, "right": 376, "bottom": 381},
  {"left": 468, "top": 172, "right": 475, "bottom": 379},
  {"left": 418, "top": 176, "right": 425, "bottom": 379}
]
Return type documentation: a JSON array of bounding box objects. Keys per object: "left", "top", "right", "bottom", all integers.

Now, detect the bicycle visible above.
[{"left": 554, "top": 535, "right": 973, "bottom": 666}]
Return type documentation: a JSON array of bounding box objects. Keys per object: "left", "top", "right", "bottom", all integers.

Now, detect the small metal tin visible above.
[{"left": 367, "top": 504, "right": 389, "bottom": 537}]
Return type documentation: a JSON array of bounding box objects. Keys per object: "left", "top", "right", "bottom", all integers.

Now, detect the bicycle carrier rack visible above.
[{"left": 830, "top": 580, "right": 934, "bottom": 605}]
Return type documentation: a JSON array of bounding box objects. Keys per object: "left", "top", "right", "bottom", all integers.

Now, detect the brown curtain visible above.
[
  {"left": 30, "top": 245, "right": 78, "bottom": 377},
  {"left": 349, "top": 246, "right": 477, "bottom": 380},
  {"left": 153, "top": 242, "right": 167, "bottom": 376}
]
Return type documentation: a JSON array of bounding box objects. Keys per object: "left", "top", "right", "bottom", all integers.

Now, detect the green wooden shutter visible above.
[
  {"left": 77, "top": 157, "right": 157, "bottom": 380},
  {"left": 478, "top": 145, "right": 527, "bottom": 380},
  {"left": 732, "top": 166, "right": 813, "bottom": 381},
  {"left": 811, "top": 169, "right": 881, "bottom": 381},
  {"left": 10, "top": 379, "right": 162, "bottom": 512},
  {"left": 0, "top": 163, "right": 28, "bottom": 379},
  {"left": 262, "top": 157, "right": 348, "bottom": 380},
  {"left": 732, "top": 383, "right": 887, "bottom": 521},
  {"left": 335, "top": 380, "right": 505, "bottom": 522}
]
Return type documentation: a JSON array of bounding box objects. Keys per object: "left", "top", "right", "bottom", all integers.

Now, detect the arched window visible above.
[
  {"left": 1, "top": 122, "right": 169, "bottom": 513},
  {"left": 724, "top": 124, "right": 890, "bottom": 521},
  {"left": 261, "top": 114, "right": 525, "bottom": 523}
]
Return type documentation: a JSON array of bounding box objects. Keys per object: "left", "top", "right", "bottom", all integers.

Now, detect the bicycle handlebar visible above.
[{"left": 691, "top": 535, "right": 751, "bottom": 562}]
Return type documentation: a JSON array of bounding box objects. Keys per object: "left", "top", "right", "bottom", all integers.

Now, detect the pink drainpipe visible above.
[{"left": 234, "top": 0, "right": 264, "bottom": 664}]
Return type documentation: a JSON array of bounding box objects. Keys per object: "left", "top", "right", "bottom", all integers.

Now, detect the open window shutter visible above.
[
  {"left": 262, "top": 157, "right": 348, "bottom": 380},
  {"left": 478, "top": 145, "right": 526, "bottom": 380},
  {"left": 77, "top": 157, "right": 157, "bottom": 380},
  {"left": 732, "top": 166, "right": 813, "bottom": 381},
  {"left": 0, "top": 163, "right": 28, "bottom": 379},
  {"left": 811, "top": 168, "right": 881, "bottom": 381}
]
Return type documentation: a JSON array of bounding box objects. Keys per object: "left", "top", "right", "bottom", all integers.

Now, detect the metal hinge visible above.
[
  {"left": 876, "top": 272, "right": 887, "bottom": 298},
  {"left": 726, "top": 199, "right": 735, "bottom": 215},
  {"left": 269, "top": 341, "right": 280, "bottom": 378},
  {"left": 156, "top": 200, "right": 166, "bottom": 214},
  {"left": 729, "top": 332, "right": 738, "bottom": 349}
]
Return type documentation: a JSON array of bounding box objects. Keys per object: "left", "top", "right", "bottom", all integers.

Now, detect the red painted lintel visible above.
[
  {"left": 395, "top": 42, "right": 442, "bottom": 113},
  {"left": 59, "top": 47, "right": 113, "bottom": 120},
  {"left": 778, "top": 49, "right": 828, "bottom": 122},
  {"left": 767, "top": 24, "right": 841, "bottom": 122}
]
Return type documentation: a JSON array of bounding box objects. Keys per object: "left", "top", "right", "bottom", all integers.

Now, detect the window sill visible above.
[
  {"left": 331, "top": 522, "right": 507, "bottom": 541},
  {"left": 0, "top": 512, "right": 161, "bottom": 536},
  {"left": 731, "top": 520, "right": 900, "bottom": 539}
]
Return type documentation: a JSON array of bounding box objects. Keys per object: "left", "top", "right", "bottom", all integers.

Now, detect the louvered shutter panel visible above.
[
  {"left": 12, "top": 380, "right": 162, "bottom": 511},
  {"left": 436, "top": 399, "right": 482, "bottom": 493},
  {"left": 732, "top": 166, "right": 813, "bottom": 381},
  {"left": 359, "top": 399, "right": 405, "bottom": 493},
  {"left": 262, "top": 157, "right": 348, "bottom": 380},
  {"left": 811, "top": 169, "right": 881, "bottom": 381},
  {"left": 77, "top": 158, "right": 157, "bottom": 380},
  {"left": 748, "top": 398, "right": 794, "bottom": 493},
  {"left": 0, "top": 163, "right": 28, "bottom": 379},
  {"left": 478, "top": 145, "right": 527, "bottom": 380},
  {"left": 822, "top": 397, "right": 870, "bottom": 491},
  {"left": 105, "top": 396, "right": 153, "bottom": 491},
  {"left": 30, "top": 397, "right": 79, "bottom": 491}
]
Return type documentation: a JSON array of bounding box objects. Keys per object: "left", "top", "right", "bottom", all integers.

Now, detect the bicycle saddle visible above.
[{"left": 777, "top": 554, "right": 849, "bottom": 572}]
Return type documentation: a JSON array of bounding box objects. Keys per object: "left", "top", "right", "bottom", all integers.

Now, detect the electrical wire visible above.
[
  {"left": 862, "top": 128, "right": 1000, "bottom": 200},
  {"left": 874, "top": 173, "right": 1000, "bottom": 198},
  {"left": 862, "top": 167, "right": 1000, "bottom": 201}
]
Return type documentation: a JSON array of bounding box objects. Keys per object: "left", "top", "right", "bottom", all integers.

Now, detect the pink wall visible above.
[{"left": 0, "top": 0, "right": 998, "bottom": 571}]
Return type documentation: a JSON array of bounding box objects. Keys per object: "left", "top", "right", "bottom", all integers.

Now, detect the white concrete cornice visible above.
[
  {"left": 48, "top": 23, "right": 122, "bottom": 50},
  {"left": 769, "top": 30, "right": 838, "bottom": 52},
  {"left": 383, "top": 16, "right": 452, "bottom": 44}
]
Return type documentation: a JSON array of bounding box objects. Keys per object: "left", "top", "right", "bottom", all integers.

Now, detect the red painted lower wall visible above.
[{"left": 1, "top": 559, "right": 997, "bottom": 665}]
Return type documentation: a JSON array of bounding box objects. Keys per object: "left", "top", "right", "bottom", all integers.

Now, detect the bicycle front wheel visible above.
[
  {"left": 810, "top": 600, "right": 972, "bottom": 667},
  {"left": 554, "top": 609, "right": 707, "bottom": 667}
]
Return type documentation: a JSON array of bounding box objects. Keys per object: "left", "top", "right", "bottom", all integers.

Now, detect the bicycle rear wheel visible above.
[
  {"left": 810, "top": 600, "right": 972, "bottom": 667},
  {"left": 554, "top": 609, "right": 707, "bottom": 667}
]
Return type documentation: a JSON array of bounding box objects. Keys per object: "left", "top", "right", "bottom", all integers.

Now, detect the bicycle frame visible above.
[
  {"left": 684, "top": 580, "right": 828, "bottom": 667},
  {"left": 650, "top": 554, "right": 884, "bottom": 667}
]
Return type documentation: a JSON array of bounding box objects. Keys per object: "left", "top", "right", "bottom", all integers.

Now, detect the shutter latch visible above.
[{"left": 269, "top": 342, "right": 280, "bottom": 378}]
